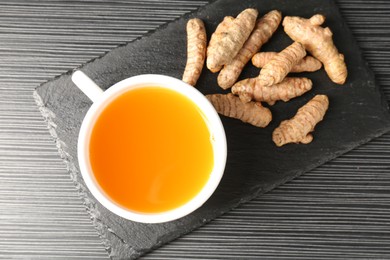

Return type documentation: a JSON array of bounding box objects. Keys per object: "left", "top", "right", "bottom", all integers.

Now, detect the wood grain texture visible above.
[{"left": 0, "top": 0, "right": 389, "bottom": 259}]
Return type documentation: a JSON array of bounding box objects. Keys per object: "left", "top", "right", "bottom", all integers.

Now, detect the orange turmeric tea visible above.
[{"left": 89, "top": 87, "right": 214, "bottom": 213}]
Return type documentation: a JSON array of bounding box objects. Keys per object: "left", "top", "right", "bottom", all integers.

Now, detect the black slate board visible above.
[{"left": 34, "top": 0, "right": 390, "bottom": 259}]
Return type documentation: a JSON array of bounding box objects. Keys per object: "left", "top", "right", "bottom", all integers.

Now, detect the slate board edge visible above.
[
  {"left": 32, "top": 0, "right": 390, "bottom": 258},
  {"left": 333, "top": 0, "right": 390, "bottom": 112},
  {"left": 33, "top": 91, "right": 121, "bottom": 256}
]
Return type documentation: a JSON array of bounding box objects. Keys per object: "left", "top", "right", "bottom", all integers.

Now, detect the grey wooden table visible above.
[{"left": 1, "top": 0, "right": 390, "bottom": 259}]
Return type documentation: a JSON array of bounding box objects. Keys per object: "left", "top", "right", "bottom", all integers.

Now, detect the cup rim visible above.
[{"left": 77, "top": 74, "right": 227, "bottom": 223}]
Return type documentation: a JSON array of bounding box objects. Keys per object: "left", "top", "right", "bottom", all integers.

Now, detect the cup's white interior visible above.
[{"left": 78, "top": 74, "right": 227, "bottom": 223}]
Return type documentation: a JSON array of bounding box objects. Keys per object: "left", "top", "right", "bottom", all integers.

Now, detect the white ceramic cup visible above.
[{"left": 71, "top": 70, "right": 227, "bottom": 223}]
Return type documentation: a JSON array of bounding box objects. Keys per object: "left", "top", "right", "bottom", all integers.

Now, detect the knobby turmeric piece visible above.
[
  {"left": 206, "top": 8, "right": 258, "bottom": 72},
  {"left": 217, "top": 10, "right": 282, "bottom": 89},
  {"left": 252, "top": 52, "right": 322, "bottom": 73},
  {"left": 272, "top": 94, "right": 329, "bottom": 146},
  {"left": 206, "top": 93, "right": 272, "bottom": 128},
  {"left": 206, "top": 16, "right": 235, "bottom": 73},
  {"left": 231, "top": 77, "right": 312, "bottom": 105},
  {"left": 258, "top": 41, "right": 306, "bottom": 87},
  {"left": 182, "top": 18, "right": 207, "bottom": 86},
  {"left": 283, "top": 14, "right": 347, "bottom": 84}
]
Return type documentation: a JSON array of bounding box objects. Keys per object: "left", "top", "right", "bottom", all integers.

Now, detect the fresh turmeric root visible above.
[
  {"left": 231, "top": 77, "right": 312, "bottom": 105},
  {"left": 182, "top": 18, "right": 207, "bottom": 86},
  {"left": 206, "top": 16, "right": 235, "bottom": 73},
  {"left": 272, "top": 94, "right": 329, "bottom": 146},
  {"left": 206, "top": 8, "right": 258, "bottom": 72},
  {"left": 252, "top": 52, "right": 322, "bottom": 73},
  {"left": 257, "top": 41, "right": 306, "bottom": 87},
  {"left": 217, "top": 10, "right": 282, "bottom": 89},
  {"left": 206, "top": 93, "right": 272, "bottom": 128},
  {"left": 283, "top": 14, "right": 347, "bottom": 84}
]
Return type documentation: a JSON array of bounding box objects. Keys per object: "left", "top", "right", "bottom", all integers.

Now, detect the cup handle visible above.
[{"left": 71, "top": 70, "right": 104, "bottom": 103}]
